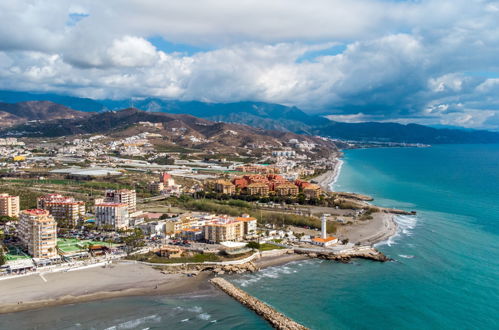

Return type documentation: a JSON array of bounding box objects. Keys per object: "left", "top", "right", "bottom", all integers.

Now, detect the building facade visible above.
[
  {"left": 104, "top": 189, "right": 136, "bottom": 213},
  {"left": 203, "top": 220, "right": 244, "bottom": 243},
  {"left": 95, "top": 203, "right": 130, "bottom": 229},
  {"left": 214, "top": 179, "right": 236, "bottom": 195},
  {"left": 37, "top": 194, "right": 85, "bottom": 227},
  {"left": 18, "top": 209, "right": 57, "bottom": 258},
  {"left": 0, "top": 193, "right": 20, "bottom": 217}
]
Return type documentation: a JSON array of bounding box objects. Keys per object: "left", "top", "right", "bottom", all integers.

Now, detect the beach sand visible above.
[
  {"left": 314, "top": 159, "right": 343, "bottom": 192},
  {"left": 255, "top": 253, "right": 308, "bottom": 269},
  {"left": 0, "top": 263, "right": 213, "bottom": 314},
  {"left": 336, "top": 212, "right": 397, "bottom": 245}
]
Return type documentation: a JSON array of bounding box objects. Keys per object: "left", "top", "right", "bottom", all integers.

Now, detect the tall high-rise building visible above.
[
  {"left": 0, "top": 193, "right": 20, "bottom": 217},
  {"left": 104, "top": 189, "right": 136, "bottom": 213},
  {"left": 37, "top": 194, "right": 85, "bottom": 227},
  {"left": 18, "top": 209, "right": 57, "bottom": 258},
  {"left": 95, "top": 203, "right": 130, "bottom": 229}
]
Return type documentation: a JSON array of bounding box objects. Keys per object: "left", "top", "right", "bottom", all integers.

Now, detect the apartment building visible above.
[
  {"left": 104, "top": 189, "right": 136, "bottom": 213},
  {"left": 18, "top": 209, "right": 57, "bottom": 259},
  {"left": 95, "top": 203, "right": 130, "bottom": 229},
  {"left": 235, "top": 216, "right": 258, "bottom": 236},
  {"left": 0, "top": 193, "right": 20, "bottom": 217},
  {"left": 37, "top": 194, "right": 85, "bottom": 227},
  {"left": 203, "top": 220, "right": 244, "bottom": 243},
  {"left": 275, "top": 183, "right": 299, "bottom": 196},
  {"left": 214, "top": 179, "right": 236, "bottom": 195}
]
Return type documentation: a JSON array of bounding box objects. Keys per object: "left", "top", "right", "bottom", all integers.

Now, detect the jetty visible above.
[{"left": 210, "top": 277, "right": 309, "bottom": 330}]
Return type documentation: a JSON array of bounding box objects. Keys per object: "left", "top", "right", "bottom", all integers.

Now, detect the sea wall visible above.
[{"left": 211, "top": 277, "right": 309, "bottom": 330}]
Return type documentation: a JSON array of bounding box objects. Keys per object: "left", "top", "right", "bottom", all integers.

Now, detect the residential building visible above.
[
  {"left": 37, "top": 194, "right": 85, "bottom": 227},
  {"left": 203, "top": 220, "right": 244, "bottom": 243},
  {"left": 214, "top": 179, "right": 236, "bottom": 195},
  {"left": 181, "top": 228, "right": 204, "bottom": 241},
  {"left": 275, "top": 183, "right": 299, "bottom": 196},
  {"left": 18, "top": 209, "right": 57, "bottom": 258},
  {"left": 104, "top": 189, "right": 136, "bottom": 212},
  {"left": 246, "top": 183, "right": 270, "bottom": 196},
  {"left": 95, "top": 203, "right": 130, "bottom": 229},
  {"left": 160, "top": 172, "right": 175, "bottom": 187},
  {"left": 303, "top": 184, "right": 322, "bottom": 199},
  {"left": 0, "top": 193, "right": 20, "bottom": 217},
  {"left": 148, "top": 181, "right": 164, "bottom": 193},
  {"left": 235, "top": 216, "right": 258, "bottom": 236}
]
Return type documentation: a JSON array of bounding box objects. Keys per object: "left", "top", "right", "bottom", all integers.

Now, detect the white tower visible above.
[{"left": 321, "top": 214, "right": 329, "bottom": 239}]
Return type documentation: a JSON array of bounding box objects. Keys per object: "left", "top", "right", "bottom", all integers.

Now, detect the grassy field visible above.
[{"left": 258, "top": 243, "right": 285, "bottom": 251}]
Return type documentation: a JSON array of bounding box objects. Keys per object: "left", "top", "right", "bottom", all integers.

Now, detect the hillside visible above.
[
  {"left": 2, "top": 91, "right": 499, "bottom": 144},
  {"left": 1, "top": 107, "right": 340, "bottom": 158},
  {"left": 0, "top": 101, "right": 91, "bottom": 127}
]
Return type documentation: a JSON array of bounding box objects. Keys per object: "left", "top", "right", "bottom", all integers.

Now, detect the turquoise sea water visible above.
[{"left": 1, "top": 144, "right": 498, "bottom": 329}]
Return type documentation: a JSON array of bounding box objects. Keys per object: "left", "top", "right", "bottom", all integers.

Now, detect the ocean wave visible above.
[
  {"left": 232, "top": 264, "right": 298, "bottom": 287},
  {"left": 104, "top": 314, "right": 161, "bottom": 330},
  {"left": 375, "top": 215, "right": 418, "bottom": 247},
  {"left": 398, "top": 254, "right": 415, "bottom": 259},
  {"left": 197, "top": 313, "right": 211, "bottom": 321},
  {"left": 329, "top": 159, "right": 344, "bottom": 191}
]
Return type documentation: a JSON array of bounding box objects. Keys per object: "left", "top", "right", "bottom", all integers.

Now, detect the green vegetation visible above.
[
  {"left": 168, "top": 196, "right": 336, "bottom": 232},
  {"left": 0, "top": 248, "right": 6, "bottom": 266},
  {"left": 57, "top": 238, "right": 115, "bottom": 253},
  {"left": 258, "top": 243, "right": 285, "bottom": 251},
  {"left": 246, "top": 241, "right": 260, "bottom": 249}
]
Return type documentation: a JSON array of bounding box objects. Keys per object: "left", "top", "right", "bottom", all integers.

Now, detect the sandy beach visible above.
[
  {"left": 336, "top": 212, "right": 398, "bottom": 245},
  {"left": 0, "top": 263, "right": 213, "bottom": 314},
  {"left": 314, "top": 158, "right": 343, "bottom": 192}
]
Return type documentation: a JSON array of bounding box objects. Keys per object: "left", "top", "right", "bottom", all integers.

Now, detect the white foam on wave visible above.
[
  {"left": 233, "top": 260, "right": 316, "bottom": 287},
  {"left": 375, "top": 215, "right": 418, "bottom": 247},
  {"left": 329, "top": 159, "right": 344, "bottom": 191},
  {"left": 398, "top": 254, "right": 415, "bottom": 259},
  {"left": 104, "top": 314, "right": 161, "bottom": 330}
]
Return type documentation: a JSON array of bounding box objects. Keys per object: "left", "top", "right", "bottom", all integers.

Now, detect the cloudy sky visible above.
[{"left": 1, "top": 0, "right": 499, "bottom": 130}]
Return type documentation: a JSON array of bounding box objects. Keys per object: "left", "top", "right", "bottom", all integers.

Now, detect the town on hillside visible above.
[{"left": 0, "top": 133, "right": 397, "bottom": 276}]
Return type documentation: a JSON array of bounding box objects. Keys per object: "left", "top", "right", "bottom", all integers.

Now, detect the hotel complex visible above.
[
  {"left": 0, "top": 193, "right": 20, "bottom": 218},
  {"left": 17, "top": 209, "right": 58, "bottom": 258}
]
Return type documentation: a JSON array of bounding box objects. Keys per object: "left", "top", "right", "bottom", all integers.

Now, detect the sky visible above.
[{"left": 1, "top": 0, "right": 499, "bottom": 130}]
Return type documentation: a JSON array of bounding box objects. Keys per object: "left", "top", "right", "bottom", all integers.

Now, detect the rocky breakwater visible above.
[
  {"left": 211, "top": 277, "right": 309, "bottom": 330},
  {"left": 295, "top": 247, "right": 391, "bottom": 263},
  {"left": 158, "top": 261, "right": 259, "bottom": 275}
]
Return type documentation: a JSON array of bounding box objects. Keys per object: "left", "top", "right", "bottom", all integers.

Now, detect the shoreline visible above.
[{"left": 314, "top": 158, "right": 343, "bottom": 192}]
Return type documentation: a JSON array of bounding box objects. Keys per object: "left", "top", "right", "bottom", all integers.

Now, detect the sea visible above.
[{"left": 1, "top": 144, "right": 498, "bottom": 329}]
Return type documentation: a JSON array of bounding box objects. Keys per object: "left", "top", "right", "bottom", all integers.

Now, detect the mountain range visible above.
[{"left": 1, "top": 90, "right": 499, "bottom": 144}]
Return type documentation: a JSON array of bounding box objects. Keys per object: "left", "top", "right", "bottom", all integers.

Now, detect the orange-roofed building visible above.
[{"left": 311, "top": 236, "right": 338, "bottom": 247}]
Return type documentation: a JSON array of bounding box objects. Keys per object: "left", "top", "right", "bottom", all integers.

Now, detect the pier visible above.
[{"left": 210, "top": 277, "right": 309, "bottom": 330}]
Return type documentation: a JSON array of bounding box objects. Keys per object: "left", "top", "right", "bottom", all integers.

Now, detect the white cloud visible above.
[{"left": 0, "top": 0, "right": 499, "bottom": 129}]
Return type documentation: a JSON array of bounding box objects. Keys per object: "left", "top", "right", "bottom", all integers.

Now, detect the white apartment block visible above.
[
  {"left": 18, "top": 209, "right": 58, "bottom": 259},
  {"left": 95, "top": 203, "right": 130, "bottom": 229},
  {"left": 0, "top": 193, "right": 20, "bottom": 217},
  {"left": 104, "top": 189, "right": 136, "bottom": 213}
]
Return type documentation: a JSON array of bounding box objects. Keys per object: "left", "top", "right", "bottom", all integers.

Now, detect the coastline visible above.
[
  {"left": 314, "top": 158, "right": 343, "bottom": 192},
  {"left": 0, "top": 254, "right": 309, "bottom": 315}
]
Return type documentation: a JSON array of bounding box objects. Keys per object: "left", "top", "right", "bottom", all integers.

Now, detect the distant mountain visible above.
[
  {"left": 0, "top": 101, "right": 90, "bottom": 127},
  {"left": 1, "top": 90, "right": 499, "bottom": 144},
  {"left": 1, "top": 108, "right": 339, "bottom": 157}
]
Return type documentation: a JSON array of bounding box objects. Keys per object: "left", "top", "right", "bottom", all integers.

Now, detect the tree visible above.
[
  {"left": 123, "top": 229, "right": 145, "bottom": 254},
  {"left": 246, "top": 241, "right": 261, "bottom": 250},
  {"left": 0, "top": 248, "right": 6, "bottom": 266}
]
